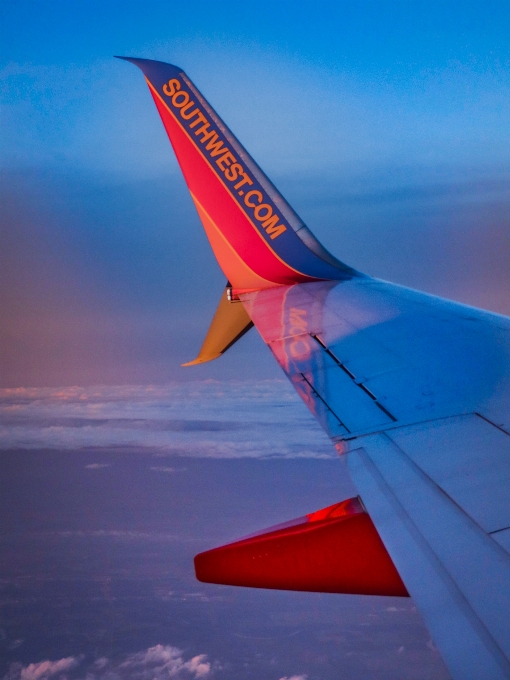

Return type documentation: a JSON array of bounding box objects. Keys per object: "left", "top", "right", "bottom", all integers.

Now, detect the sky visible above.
[
  {"left": 1, "top": 1, "right": 510, "bottom": 678},
  {"left": 1, "top": 0, "right": 510, "bottom": 385}
]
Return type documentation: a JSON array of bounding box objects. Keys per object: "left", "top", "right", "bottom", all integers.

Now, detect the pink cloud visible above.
[{"left": 19, "top": 657, "right": 78, "bottom": 680}]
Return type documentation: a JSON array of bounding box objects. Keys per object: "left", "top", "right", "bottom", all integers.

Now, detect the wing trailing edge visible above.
[{"left": 194, "top": 497, "right": 408, "bottom": 597}]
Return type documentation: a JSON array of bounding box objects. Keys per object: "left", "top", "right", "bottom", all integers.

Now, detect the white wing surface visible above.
[{"left": 242, "top": 279, "right": 510, "bottom": 680}]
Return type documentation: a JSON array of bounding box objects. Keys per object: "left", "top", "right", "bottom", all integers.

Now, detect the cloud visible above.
[
  {"left": 119, "top": 645, "right": 211, "bottom": 679},
  {"left": 150, "top": 466, "right": 178, "bottom": 473},
  {"left": 85, "top": 463, "right": 111, "bottom": 469},
  {"left": 7, "top": 640, "right": 24, "bottom": 650},
  {"left": 17, "top": 657, "right": 78, "bottom": 680},
  {"left": 279, "top": 676, "right": 307, "bottom": 680},
  {"left": 4, "top": 646, "right": 212, "bottom": 680},
  {"left": 0, "top": 381, "right": 334, "bottom": 459}
]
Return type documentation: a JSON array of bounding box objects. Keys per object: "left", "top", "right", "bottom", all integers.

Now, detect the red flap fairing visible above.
[{"left": 194, "top": 497, "right": 408, "bottom": 597}]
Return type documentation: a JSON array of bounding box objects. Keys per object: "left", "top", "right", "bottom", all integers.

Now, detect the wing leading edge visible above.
[{"left": 122, "top": 57, "right": 510, "bottom": 680}]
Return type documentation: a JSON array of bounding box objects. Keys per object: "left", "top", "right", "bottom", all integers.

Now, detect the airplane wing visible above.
[{"left": 120, "top": 57, "right": 510, "bottom": 680}]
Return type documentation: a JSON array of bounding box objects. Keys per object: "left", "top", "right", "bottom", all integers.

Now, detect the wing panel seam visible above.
[{"left": 310, "top": 333, "right": 397, "bottom": 422}]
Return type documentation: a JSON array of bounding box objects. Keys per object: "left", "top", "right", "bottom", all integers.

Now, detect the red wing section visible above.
[{"left": 194, "top": 497, "right": 408, "bottom": 597}]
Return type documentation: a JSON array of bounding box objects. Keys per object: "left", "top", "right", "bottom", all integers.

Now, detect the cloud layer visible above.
[
  {"left": 4, "top": 646, "right": 212, "bottom": 680},
  {"left": 19, "top": 657, "right": 77, "bottom": 680},
  {"left": 0, "top": 381, "right": 333, "bottom": 458},
  {"left": 3, "top": 647, "right": 312, "bottom": 680}
]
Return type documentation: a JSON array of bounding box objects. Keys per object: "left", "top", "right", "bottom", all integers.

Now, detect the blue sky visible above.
[
  {"left": 4, "top": 1, "right": 510, "bottom": 176},
  {"left": 2, "top": 0, "right": 510, "bottom": 386}
]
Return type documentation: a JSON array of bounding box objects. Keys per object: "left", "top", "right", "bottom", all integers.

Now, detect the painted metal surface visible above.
[
  {"left": 182, "top": 285, "right": 253, "bottom": 366},
  {"left": 388, "top": 414, "right": 510, "bottom": 534},
  {"left": 493, "top": 528, "right": 510, "bottom": 555},
  {"left": 120, "top": 57, "right": 358, "bottom": 289},
  {"left": 195, "top": 497, "right": 408, "bottom": 596},
  {"left": 242, "top": 279, "right": 510, "bottom": 678}
]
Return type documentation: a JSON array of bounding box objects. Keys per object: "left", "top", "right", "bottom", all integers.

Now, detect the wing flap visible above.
[
  {"left": 388, "top": 414, "right": 510, "bottom": 534},
  {"left": 347, "top": 432, "right": 510, "bottom": 680},
  {"left": 182, "top": 284, "right": 253, "bottom": 366}
]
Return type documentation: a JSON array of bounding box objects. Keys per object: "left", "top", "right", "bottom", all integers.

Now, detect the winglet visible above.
[
  {"left": 181, "top": 284, "right": 253, "bottom": 366},
  {"left": 119, "top": 56, "right": 361, "bottom": 292}
]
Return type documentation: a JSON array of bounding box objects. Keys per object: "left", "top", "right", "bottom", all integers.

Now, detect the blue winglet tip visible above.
[
  {"left": 114, "top": 55, "right": 143, "bottom": 65},
  {"left": 114, "top": 56, "right": 184, "bottom": 75}
]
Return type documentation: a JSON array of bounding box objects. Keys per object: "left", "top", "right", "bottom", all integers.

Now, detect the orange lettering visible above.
[
  {"left": 163, "top": 79, "right": 181, "bottom": 97},
  {"left": 194, "top": 123, "right": 216, "bottom": 143},
  {"left": 172, "top": 91, "right": 190, "bottom": 107},
  {"left": 254, "top": 204, "right": 272, "bottom": 221},
  {"left": 261, "top": 214, "right": 279, "bottom": 230},
  {"left": 244, "top": 190, "right": 263, "bottom": 208},
  {"left": 180, "top": 103, "right": 199, "bottom": 119},
  {"left": 205, "top": 136, "right": 228, "bottom": 157},
  {"left": 224, "top": 162, "right": 243, "bottom": 182},
  {"left": 266, "top": 223, "right": 287, "bottom": 239},
  {"left": 189, "top": 112, "right": 208, "bottom": 129},
  {"left": 233, "top": 172, "right": 253, "bottom": 190},
  {"left": 216, "top": 151, "right": 236, "bottom": 172}
]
